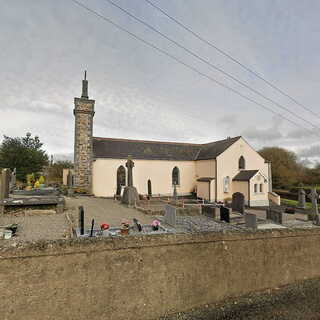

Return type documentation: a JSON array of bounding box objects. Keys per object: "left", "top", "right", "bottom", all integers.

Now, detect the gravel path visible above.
[
  {"left": 0, "top": 212, "right": 70, "bottom": 241},
  {"left": 66, "top": 196, "right": 155, "bottom": 229}
]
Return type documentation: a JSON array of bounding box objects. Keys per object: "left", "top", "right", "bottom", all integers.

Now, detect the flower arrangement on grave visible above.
[
  {"left": 151, "top": 220, "right": 161, "bottom": 231},
  {"left": 120, "top": 219, "right": 130, "bottom": 235},
  {"left": 38, "top": 176, "right": 45, "bottom": 187},
  {"left": 34, "top": 180, "right": 40, "bottom": 189},
  {"left": 100, "top": 223, "right": 110, "bottom": 231},
  {"left": 26, "top": 173, "right": 35, "bottom": 187}
]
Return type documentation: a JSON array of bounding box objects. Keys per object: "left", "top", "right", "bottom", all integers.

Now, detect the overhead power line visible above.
[
  {"left": 103, "top": 0, "right": 320, "bottom": 130},
  {"left": 69, "top": 0, "right": 316, "bottom": 135},
  {"left": 143, "top": 0, "right": 320, "bottom": 120}
]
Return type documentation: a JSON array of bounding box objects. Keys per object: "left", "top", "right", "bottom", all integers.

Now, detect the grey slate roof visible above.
[
  {"left": 92, "top": 136, "right": 241, "bottom": 161},
  {"left": 197, "top": 177, "right": 215, "bottom": 182},
  {"left": 232, "top": 170, "right": 259, "bottom": 181}
]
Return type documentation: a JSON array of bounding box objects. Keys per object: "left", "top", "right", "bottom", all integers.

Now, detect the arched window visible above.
[
  {"left": 172, "top": 167, "right": 180, "bottom": 186},
  {"left": 239, "top": 156, "right": 245, "bottom": 170},
  {"left": 223, "top": 176, "right": 230, "bottom": 193},
  {"left": 116, "top": 166, "right": 126, "bottom": 195}
]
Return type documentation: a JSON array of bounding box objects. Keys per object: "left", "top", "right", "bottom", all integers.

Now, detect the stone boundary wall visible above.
[{"left": 1, "top": 229, "right": 320, "bottom": 320}]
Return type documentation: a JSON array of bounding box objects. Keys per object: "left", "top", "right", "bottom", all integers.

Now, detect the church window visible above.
[
  {"left": 223, "top": 176, "right": 230, "bottom": 193},
  {"left": 172, "top": 167, "right": 180, "bottom": 186},
  {"left": 260, "top": 183, "right": 263, "bottom": 193},
  {"left": 254, "top": 184, "right": 258, "bottom": 193},
  {"left": 239, "top": 156, "right": 245, "bottom": 170}
]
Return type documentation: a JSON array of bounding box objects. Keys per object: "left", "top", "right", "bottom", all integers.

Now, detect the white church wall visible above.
[
  {"left": 249, "top": 173, "right": 269, "bottom": 206},
  {"left": 195, "top": 160, "right": 216, "bottom": 178},
  {"left": 196, "top": 181, "right": 209, "bottom": 200},
  {"left": 216, "top": 137, "right": 269, "bottom": 204},
  {"left": 92, "top": 158, "right": 196, "bottom": 197}
]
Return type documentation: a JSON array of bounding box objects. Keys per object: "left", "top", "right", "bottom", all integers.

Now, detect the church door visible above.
[
  {"left": 147, "top": 179, "right": 152, "bottom": 196},
  {"left": 116, "top": 166, "right": 126, "bottom": 195}
]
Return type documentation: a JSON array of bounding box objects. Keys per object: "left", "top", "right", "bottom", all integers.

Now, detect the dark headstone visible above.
[
  {"left": 231, "top": 192, "right": 245, "bottom": 214},
  {"left": 284, "top": 207, "right": 295, "bottom": 214},
  {"left": 245, "top": 213, "right": 257, "bottom": 230},
  {"left": 220, "top": 206, "right": 230, "bottom": 223},
  {"left": 78, "top": 206, "right": 85, "bottom": 235},
  {"left": 133, "top": 218, "right": 142, "bottom": 232}
]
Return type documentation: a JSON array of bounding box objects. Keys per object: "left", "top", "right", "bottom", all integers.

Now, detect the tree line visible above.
[
  {"left": 259, "top": 147, "right": 320, "bottom": 190},
  {"left": 0, "top": 133, "right": 72, "bottom": 183}
]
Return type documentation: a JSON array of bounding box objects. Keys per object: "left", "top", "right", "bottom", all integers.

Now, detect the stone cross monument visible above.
[
  {"left": 126, "top": 156, "right": 134, "bottom": 187},
  {"left": 122, "top": 156, "right": 139, "bottom": 206},
  {"left": 73, "top": 71, "right": 95, "bottom": 193},
  {"left": 297, "top": 188, "right": 306, "bottom": 209}
]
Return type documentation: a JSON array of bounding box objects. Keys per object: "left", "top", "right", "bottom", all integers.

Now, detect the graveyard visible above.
[{"left": 1, "top": 160, "right": 320, "bottom": 243}]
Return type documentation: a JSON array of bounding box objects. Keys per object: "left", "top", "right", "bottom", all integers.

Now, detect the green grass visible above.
[{"left": 281, "top": 198, "right": 312, "bottom": 209}]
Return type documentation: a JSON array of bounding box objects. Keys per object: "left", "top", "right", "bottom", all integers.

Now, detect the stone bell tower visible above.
[{"left": 73, "top": 71, "right": 95, "bottom": 192}]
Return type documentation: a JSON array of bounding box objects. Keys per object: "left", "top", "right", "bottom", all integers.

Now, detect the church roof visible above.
[
  {"left": 92, "top": 136, "right": 241, "bottom": 161},
  {"left": 233, "top": 170, "right": 259, "bottom": 181}
]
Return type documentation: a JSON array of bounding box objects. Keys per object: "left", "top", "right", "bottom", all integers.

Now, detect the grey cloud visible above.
[{"left": 298, "top": 145, "right": 320, "bottom": 158}]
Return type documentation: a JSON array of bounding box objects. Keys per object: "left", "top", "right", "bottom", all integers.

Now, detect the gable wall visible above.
[
  {"left": 195, "top": 159, "right": 216, "bottom": 178},
  {"left": 92, "top": 158, "right": 196, "bottom": 197},
  {"left": 217, "top": 138, "right": 269, "bottom": 202}
]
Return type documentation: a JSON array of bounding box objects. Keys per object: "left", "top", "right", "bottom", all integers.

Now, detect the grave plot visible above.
[
  {"left": 0, "top": 211, "right": 72, "bottom": 241},
  {"left": 135, "top": 197, "right": 203, "bottom": 216},
  {"left": 0, "top": 168, "right": 70, "bottom": 241},
  {"left": 74, "top": 205, "right": 169, "bottom": 238}
]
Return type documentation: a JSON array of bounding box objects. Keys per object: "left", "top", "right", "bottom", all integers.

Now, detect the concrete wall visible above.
[
  {"left": 217, "top": 137, "right": 269, "bottom": 203},
  {"left": 92, "top": 159, "right": 196, "bottom": 197},
  {"left": 1, "top": 230, "right": 320, "bottom": 320}
]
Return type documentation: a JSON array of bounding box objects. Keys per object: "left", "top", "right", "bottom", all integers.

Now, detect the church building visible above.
[{"left": 73, "top": 74, "right": 273, "bottom": 207}]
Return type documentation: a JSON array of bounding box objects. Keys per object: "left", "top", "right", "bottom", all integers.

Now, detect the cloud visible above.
[{"left": 298, "top": 144, "right": 320, "bottom": 158}]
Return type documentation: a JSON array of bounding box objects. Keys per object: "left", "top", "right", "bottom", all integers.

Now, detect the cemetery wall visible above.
[{"left": 1, "top": 229, "right": 320, "bottom": 320}]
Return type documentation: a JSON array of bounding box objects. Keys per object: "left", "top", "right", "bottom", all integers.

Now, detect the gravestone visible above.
[
  {"left": 245, "top": 213, "right": 257, "bottom": 230},
  {"left": 173, "top": 183, "right": 178, "bottom": 201},
  {"left": 122, "top": 156, "right": 139, "bottom": 206},
  {"left": 231, "top": 192, "right": 245, "bottom": 214},
  {"left": 220, "top": 206, "right": 230, "bottom": 223},
  {"left": 10, "top": 168, "right": 16, "bottom": 191},
  {"left": 308, "top": 188, "right": 320, "bottom": 222},
  {"left": 202, "top": 205, "right": 218, "bottom": 219},
  {"left": 297, "top": 188, "right": 306, "bottom": 209},
  {"left": 0, "top": 168, "right": 11, "bottom": 199},
  {"left": 133, "top": 218, "right": 142, "bottom": 232},
  {"left": 266, "top": 208, "right": 285, "bottom": 224},
  {"left": 164, "top": 204, "right": 176, "bottom": 227},
  {"left": 0, "top": 169, "right": 11, "bottom": 215},
  {"left": 78, "top": 206, "right": 85, "bottom": 235},
  {"left": 67, "top": 170, "right": 73, "bottom": 188}
]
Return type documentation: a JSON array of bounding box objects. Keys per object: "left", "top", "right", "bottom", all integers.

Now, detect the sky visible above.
[{"left": 1, "top": 0, "right": 320, "bottom": 165}]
